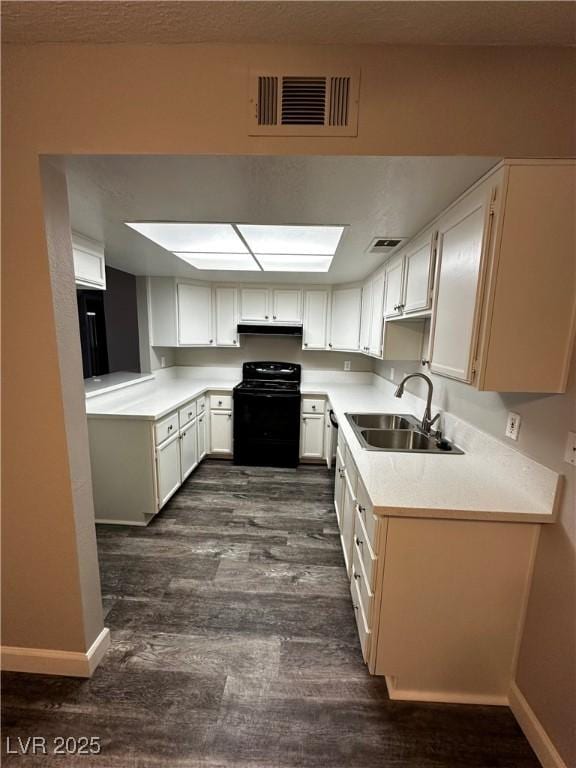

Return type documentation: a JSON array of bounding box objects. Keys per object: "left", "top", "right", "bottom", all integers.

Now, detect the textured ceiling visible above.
[
  {"left": 3, "top": 1, "right": 575, "bottom": 46},
  {"left": 64, "top": 154, "right": 499, "bottom": 285}
]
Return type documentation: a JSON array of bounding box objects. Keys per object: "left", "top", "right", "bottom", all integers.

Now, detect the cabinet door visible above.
[
  {"left": 302, "top": 290, "right": 328, "bottom": 350},
  {"left": 240, "top": 288, "right": 269, "bottom": 322},
  {"left": 272, "top": 289, "right": 302, "bottom": 322},
  {"left": 72, "top": 233, "right": 106, "bottom": 290},
  {"left": 210, "top": 410, "right": 232, "bottom": 454},
  {"left": 341, "top": 471, "right": 356, "bottom": 576},
  {"left": 215, "top": 287, "right": 238, "bottom": 346},
  {"left": 300, "top": 413, "right": 325, "bottom": 459},
  {"left": 329, "top": 287, "right": 361, "bottom": 351},
  {"left": 178, "top": 283, "right": 213, "bottom": 345},
  {"left": 156, "top": 434, "right": 181, "bottom": 509},
  {"left": 359, "top": 281, "right": 372, "bottom": 353},
  {"left": 384, "top": 255, "right": 405, "bottom": 318},
  {"left": 403, "top": 230, "right": 435, "bottom": 314},
  {"left": 334, "top": 446, "right": 346, "bottom": 527},
  {"left": 368, "top": 272, "right": 385, "bottom": 356},
  {"left": 197, "top": 412, "right": 207, "bottom": 460},
  {"left": 180, "top": 418, "right": 198, "bottom": 481},
  {"left": 430, "top": 184, "right": 492, "bottom": 383}
]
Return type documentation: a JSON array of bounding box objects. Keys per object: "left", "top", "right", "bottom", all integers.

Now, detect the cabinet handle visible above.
[
  {"left": 355, "top": 536, "right": 363, "bottom": 546},
  {"left": 168, "top": 425, "right": 173, "bottom": 431},
  {"left": 265, "top": 315, "right": 269, "bottom": 319},
  {"left": 199, "top": 417, "right": 203, "bottom": 423},
  {"left": 227, "top": 414, "right": 232, "bottom": 420},
  {"left": 312, "top": 405, "right": 316, "bottom": 410},
  {"left": 421, "top": 359, "right": 430, "bottom": 367},
  {"left": 358, "top": 504, "right": 366, "bottom": 516},
  {"left": 353, "top": 572, "right": 361, "bottom": 581},
  {"left": 328, "top": 343, "right": 333, "bottom": 348},
  {"left": 218, "top": 400, "right": 222, "bottom": 406},
  {"left": 304, "top": 342, "right": 308, "bottom": 347},
  {"left": 209, "top": 339, "right": 214, "bottom": 344},
  {"left": 233, "top": 340, "right": 237, "bottom": 344},
  {"left": 273, "top": 315, "right": 277, "bottom": 320},
  {"left": 352, "top": 603, "right": 359, "bottom": 611},
  {"left": 188, "top": 411, "right": 193, "bottom": 417}
]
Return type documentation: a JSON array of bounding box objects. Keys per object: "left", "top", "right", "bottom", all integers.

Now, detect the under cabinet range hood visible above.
[{"left": 237, "top": 324, "right": 303, "bottom": 337}]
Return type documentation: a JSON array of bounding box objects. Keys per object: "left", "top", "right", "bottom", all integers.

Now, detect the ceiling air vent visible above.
[
  {"left": 249, "top": 69, "right": 360, "bottom": 137},
  {"left": 366, "top": 237, "right": 407, "bottom": 256}
]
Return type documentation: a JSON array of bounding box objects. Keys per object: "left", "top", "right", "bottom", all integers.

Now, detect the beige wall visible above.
[
  {"left": 373, "top": 338, "right": 576, "bottom": 765},
  {"left": 175, "top": 337, "right": 371, "bottom": 371},
  {"left": 2, "top": 40, "right": 574, "bottom": 760}
]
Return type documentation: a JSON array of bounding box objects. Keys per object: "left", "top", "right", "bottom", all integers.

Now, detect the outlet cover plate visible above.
[
  {"left": 564, "top": 432, "right": 576, "bottom": 466},
  {"left": 505, "top": 412, "right": 521, "bottom": 441}
]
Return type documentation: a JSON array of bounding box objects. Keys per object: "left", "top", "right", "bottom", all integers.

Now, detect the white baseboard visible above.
[
  {"left": 95, "top": 518, "right": 149, "bottom": 526},
  {"left": 1, "top": 628, "right": 111, "bottom": 678},
  {"left": 509, "top": 682, "right": 568, "bottom": 768},
  {"left": 385, "top": 676, "right": 508, "bottom": 706}
]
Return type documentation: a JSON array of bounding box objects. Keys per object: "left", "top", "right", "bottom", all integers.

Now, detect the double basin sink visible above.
[{"left": 346, "top": 413, "right": 464, "bottom": 454}]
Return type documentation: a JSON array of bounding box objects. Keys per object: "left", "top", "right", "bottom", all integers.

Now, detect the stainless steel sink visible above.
[
  {"left": 347, "top": 413, "right": 418, "bottom": 430},
  {"left": 345, "top": 412, "right": 464, "bottom": 454}
]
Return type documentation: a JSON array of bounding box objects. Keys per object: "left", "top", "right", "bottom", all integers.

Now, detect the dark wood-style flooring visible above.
[{"left": 2, "top": 461, "right": 539, "bottom": 767}]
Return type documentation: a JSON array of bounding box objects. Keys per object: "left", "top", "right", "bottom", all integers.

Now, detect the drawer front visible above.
[
  {"left": 352, "top": 539, "right": 374, "bottom": 623},
  {"left": 154, "top": 412, "right": 179, "bottom": 445},
  {"left": 179, "top": 400, "right": 197, "bottom": 427},
  {"left": 350, "top": 576, "right": 371, "bottom": 663},
  {"left": 210, "top": 394, "right": 232, "bottom": 410},
  {"left": 197, "top": 395, "right": 207, "bottom": 413},
  {"left": 354, "top": 508, "right": 377, "bottom": 589},
  {"left": 302, "top": 397, "right": 325, "bottom": 414},
  {"left": 356, "top": 477, "right": 378, "bottom": 551}
]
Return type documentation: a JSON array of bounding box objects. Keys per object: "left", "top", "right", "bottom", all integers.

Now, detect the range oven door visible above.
[{"left": 233, "top": 391, "right": 301, "bottom": 468}]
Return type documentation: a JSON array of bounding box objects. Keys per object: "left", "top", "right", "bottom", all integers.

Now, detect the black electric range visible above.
[{"left": 233, "top": 362, "right": 301, "bottom": 468}]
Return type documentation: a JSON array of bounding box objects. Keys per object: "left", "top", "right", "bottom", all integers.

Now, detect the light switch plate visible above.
[
  {"left": 564, "top": 432, "right": 576, "bottom": 466},
  {"left": 505, "top": 412, "right": 521, "bottom": 441}
]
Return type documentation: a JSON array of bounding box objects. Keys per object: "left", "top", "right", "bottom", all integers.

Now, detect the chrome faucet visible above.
[{"left": 394, "top": 373, "right": 440, "bottom": 435}]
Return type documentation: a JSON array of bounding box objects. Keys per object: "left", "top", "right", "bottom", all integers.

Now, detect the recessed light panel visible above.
[
  {"left": 126, "top": 223, "right": 247, "bottom": 253},
  {"left": 174, "top": 253, "right": 259, "bottom": 271},
  {"left": 237, "top": 225, "right": 345, "bottom": 255},
  {"left": 258, "top": 254, "right": 333, "bottom": 272}
]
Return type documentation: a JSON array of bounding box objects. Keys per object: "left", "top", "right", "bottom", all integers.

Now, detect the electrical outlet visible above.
[
  {"left": 564, "top": 432, "right": 576, "bottom": 466},
  {"left": 343, "top": 360, "right": 351, "bottom": 372},
  {"left": 505, "top": 412, "right": 521, "bottom": 441}
]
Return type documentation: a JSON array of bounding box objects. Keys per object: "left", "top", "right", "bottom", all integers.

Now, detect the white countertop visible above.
[{"left": 85, "top": 368, "right": 560, "bottom": 524}]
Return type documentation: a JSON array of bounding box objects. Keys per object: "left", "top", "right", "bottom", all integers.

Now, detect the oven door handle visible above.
[{"left": 329, "top": 409, "right": 339, "bottom": 428}]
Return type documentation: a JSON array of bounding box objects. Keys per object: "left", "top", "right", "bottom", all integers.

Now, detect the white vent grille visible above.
[
  {"left": 249, "top": 69, "right": 359, "bottom": 136},
  {"left": 366, "top": 237, "right": 407, "bottom": 256}
]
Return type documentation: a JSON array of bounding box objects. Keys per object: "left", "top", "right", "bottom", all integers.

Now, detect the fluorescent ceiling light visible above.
[
  {"left": 174, "top": 253, "right": 259, "bottom": 271},
  {"left": 237, "top": 225, "right": 345, "bottom": 255},
  {"left": 126, "top": 222, "right": 247, "bottom": 253},
  {"left": 258, "top": 254, "right": 333, "bottom": 272}
]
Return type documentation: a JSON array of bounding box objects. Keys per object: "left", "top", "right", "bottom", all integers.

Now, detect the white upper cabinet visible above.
[
  {"left": 383, "top": 256, "right": 404, "bottom": 318},
  {"left": 429, "top": 182, "right": 493, "bottom": 383},
  {"left": 368, "top": 271, "right": 385, "bottom": 356},
  {"left": 329, "top": 287, "right": 362, "bottom": 351},
  {"left": 177, "top": 283, "right": 213, "bottom": 346},
  {"left": 303, "top": 290, "right": 329, "bottom": 350},
  {"left": 214, "top": 287, "right": 238, "bottom": 346},
  {"left": 271, "top": 289, "right": 302, "bottom": 323},
  {"left": 359, "top": 281, "right": 372, "bottom": 353},
  {"left": 72, "top": 233, "right": 106, "bottom": 290},
  {"left": 402, "top": 230, "right": 436, "bottom": 314},
  {"left": 240, "top": 288, "right": 269, "bottom": 322}
]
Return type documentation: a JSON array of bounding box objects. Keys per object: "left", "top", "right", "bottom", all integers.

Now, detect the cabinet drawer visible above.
[
  {"left": 154, "top": 412, "right": 179, "bottom": 445},
  {"left": 356, "top": 478, "right": 378, "bottom": 551},
  {"left": 302, "top": 397, "right": 325, "bottom": 414},
  {"left": 354, "top": 508, "right": 377, "bottom": 589},
  {"left": 197, "top": 396, "right": 207, "bottom": 413},
  {"left": 352, "top": 538, "right": 374, "bottom": 622},
  {"left": 210, "top": 394, "right": 232, "bottom": 410},
  {"left": 179, "top": 400, "right": 197, "bottom": 427},
  {"left": 351, "top": 576, "right": 371, "bottom": 663}
]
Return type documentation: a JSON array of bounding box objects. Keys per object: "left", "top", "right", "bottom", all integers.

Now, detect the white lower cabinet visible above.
[
  {"left": 210, "top": 410, "right": 233, "bottom": 454},
  {"left": 179, "top": 417, "right": 198, "bottom": 481},
  {"left": 300, "top": 413, "right": 325, "bottom": 459},
  {"left": 334, "top": 432, "right": 357, "bottom": 576},
  {"left": 197, "top": 411, "right": 207, "bottom": 460},
  {"left": 156, "top": 433, "right": 181, "bottom": 508}
]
